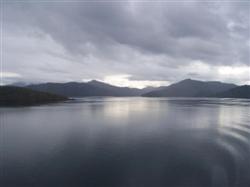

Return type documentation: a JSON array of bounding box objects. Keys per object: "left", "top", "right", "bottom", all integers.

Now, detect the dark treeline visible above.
[{"left": 0, "top": 86, "right": 68, "bottom": 106}]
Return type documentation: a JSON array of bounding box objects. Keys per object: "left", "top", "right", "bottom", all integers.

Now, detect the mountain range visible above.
[
  {"left": 143, "top": 79, "right": 237, "bottom": 97},
  {"left": 27, "top": 80, "right": 156, "bottom": 97},
  {"left": 8, "top": 79, "right": 250, "bottom": 99}
]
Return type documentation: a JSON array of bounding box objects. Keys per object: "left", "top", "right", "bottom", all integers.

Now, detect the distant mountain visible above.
[
  {"left": 27, "top": 80, "right": 155, "bottom": 97},
  {"left": 214, "top": 85, "right": 250, "bottom": 98},
  {"left": 9, "top": 82, "right": 30, "bottom": 87},
  {"left": 5, "top": 79, "right": 249, "bottom": 100},
  {"left": 143, "top": 79, "right": 237, "bottom": 97},
  {"left": 140, "top": 86, "right": 162, "bottom": 94},
  {"left": 0, "top": 86, "right": 68, "bottom": 106}
]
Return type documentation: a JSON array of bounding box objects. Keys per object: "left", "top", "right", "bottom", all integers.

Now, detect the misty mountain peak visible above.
[
  {"left": 88, "top": 80, "right": 101, "bottom": 84},
  {"left": 88, "top": 80, "right": 108, "bottom": 86},
  {"left": 179, "top": 79, "right": 199, "bottom": 83}
]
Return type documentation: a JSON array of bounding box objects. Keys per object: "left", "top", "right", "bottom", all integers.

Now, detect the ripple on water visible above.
[{"left": 213, "top": 125, "right": 250, "bottom": 187}]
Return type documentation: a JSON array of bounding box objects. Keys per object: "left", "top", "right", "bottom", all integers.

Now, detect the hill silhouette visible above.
[
  {"left": 7, "top": 79, "right": 249, "bottom": 99},
  {"left": 214, "top": 85, "right": 250, "bottom": 98},
  {"left": 143, "top": 79, "right": 237, "bottom": 97},
  {"left": 0, "top": 86, "right": 68, "bottom": 106},
  {"left": 27, "top": 80, "right": 155, "bottom": 97}
]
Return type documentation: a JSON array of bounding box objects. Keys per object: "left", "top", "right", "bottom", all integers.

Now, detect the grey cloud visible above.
[{"left": 3, "top": 1, "right": 250, "bottom": 85}]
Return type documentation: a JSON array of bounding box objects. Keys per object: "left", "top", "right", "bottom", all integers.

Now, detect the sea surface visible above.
[{"left": 0, "top": 97, "right": 250, "bottom": 187}]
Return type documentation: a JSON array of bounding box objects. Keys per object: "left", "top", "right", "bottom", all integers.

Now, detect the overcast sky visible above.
[{"left": 2, "top": 0, "right": 250, "bottom": 88}]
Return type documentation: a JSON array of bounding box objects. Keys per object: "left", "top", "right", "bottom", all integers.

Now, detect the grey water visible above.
[{"left": 0, "top": 97, "right": 250, "bottom": 187}]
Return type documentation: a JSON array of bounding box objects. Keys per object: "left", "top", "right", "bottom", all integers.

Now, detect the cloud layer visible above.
[{"left": 3, "top": 1, "right": 250, "bottom": 87}]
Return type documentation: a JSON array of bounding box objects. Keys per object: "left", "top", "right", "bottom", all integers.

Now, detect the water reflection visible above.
[{"left": 1, "top": 97, "right": 250, "bottom": 187}]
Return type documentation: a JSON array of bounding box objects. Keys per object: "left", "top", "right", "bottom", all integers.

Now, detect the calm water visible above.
[{"left": 0, "top": 97, "right": 250, "bottom": 187}]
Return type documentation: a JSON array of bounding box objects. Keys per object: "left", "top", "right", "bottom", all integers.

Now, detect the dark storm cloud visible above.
[{"left": 3, "top": 1, "right": 250, "bottom": 86}]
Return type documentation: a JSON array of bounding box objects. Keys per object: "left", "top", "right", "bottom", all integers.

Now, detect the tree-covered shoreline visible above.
[{"left": 0, "top": 86, "right": 68, "bottom": 106}]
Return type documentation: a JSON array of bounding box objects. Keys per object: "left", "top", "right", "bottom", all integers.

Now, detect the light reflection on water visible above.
[{"left": 0, "top": 97, "right": 250, "bottom": 187}]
